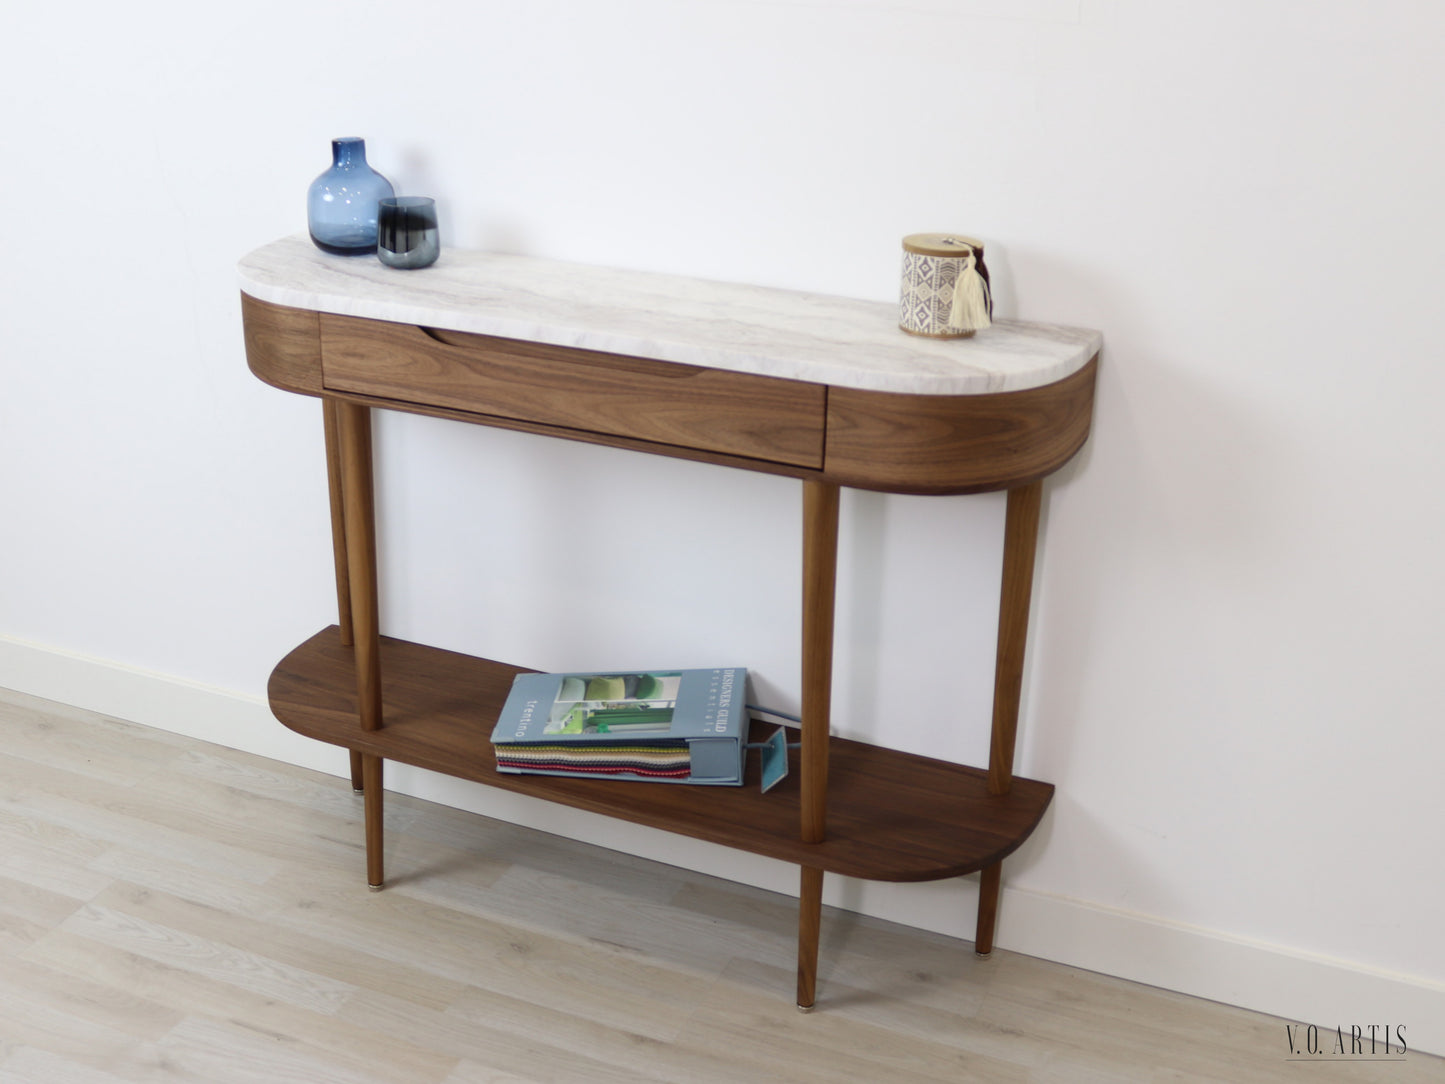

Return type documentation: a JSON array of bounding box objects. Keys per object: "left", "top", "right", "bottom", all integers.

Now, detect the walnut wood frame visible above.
[{"left": 241, "top": 291, "right": 1097, "bottom": 1009}]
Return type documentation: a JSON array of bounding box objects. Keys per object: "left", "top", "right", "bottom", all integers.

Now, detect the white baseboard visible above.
[
  {"left": 2, "top": 633, "right": 1440, "bottom": 1058},
  {"left": 1001, "top": 888, "right": 1443, "bottom": 1059}
]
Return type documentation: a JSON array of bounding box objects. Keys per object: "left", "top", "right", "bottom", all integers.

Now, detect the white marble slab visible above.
[{"left": 237, "top": 235, "right": 1100, "bottom": 396}]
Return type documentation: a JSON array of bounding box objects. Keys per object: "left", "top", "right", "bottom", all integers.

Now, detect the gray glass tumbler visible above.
[{"left": 377, "top": 196, "right": 439, "bottom": 269}]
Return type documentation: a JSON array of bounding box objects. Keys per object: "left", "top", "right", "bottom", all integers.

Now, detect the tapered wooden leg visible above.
[
  {"left": 327, "top": 401, "right": 366, "bottom": 796},
  {"left": 797, "top": 866, "right": 824, "bottom": 1010},
  {"left": 976, "top": 481, "right": 1042, "bottom": 959},
  {"left": 322, "top": 398, "right": 354, "bottom": 647},
  {"left": 801, "top": 481, "right": 839, "bottom": 844},
  {"left": 335, "top": 400, "right": 382, "bottom": 734},
  {"left": 975, "top": 861, "right": 1002, "bottom": 957},
  {"left": 798, "top": 483, "right": 837, "bottom": 1008},
  {"left": 335, "top": 399, "right": 384, "bottom": 889},
  {"left": 988, "top": 480, "right": 1042, "bottom": 796},
  {"left": 363, "top": 754, "right": 384, "bottom": 889}
]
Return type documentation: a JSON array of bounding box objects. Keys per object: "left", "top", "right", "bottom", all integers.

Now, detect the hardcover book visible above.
[{"left": 490, "top": 668, "right": 747, "bottom": 786}]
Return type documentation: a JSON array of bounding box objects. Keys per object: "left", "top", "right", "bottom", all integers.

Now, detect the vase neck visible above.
[{"left": 332, "top": 138, "right": 367, "bottom": 168}]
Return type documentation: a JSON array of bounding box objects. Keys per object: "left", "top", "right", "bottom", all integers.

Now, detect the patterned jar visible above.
[{"left": 899, "top": 233, "right": 993, "bottom": 338}]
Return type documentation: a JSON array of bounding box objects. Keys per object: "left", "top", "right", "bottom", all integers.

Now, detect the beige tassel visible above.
[{"left": 949, "top": 248, "right": 992, "bottom": 332}]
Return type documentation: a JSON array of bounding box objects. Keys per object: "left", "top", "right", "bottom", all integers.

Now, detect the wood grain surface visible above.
[
  {"left": 824, "top": 358, "right": 1098, "bottom": 494},
  {"left": 265, "top": 627, "right": 1054, "bottom": 884},
  {"left": 239, "top": 296, "right": 1098, "bottom": 495},
  {"left": 240, "top": 294, "right": 322, "bottom": 395},
  {"left": 320, "top": 314, "right": 828, "bottom": 469}
]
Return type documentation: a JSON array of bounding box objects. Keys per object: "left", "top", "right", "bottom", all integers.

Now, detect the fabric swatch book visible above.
[{"left": 490, "top": 668, "right": 747, "bottom": 786}]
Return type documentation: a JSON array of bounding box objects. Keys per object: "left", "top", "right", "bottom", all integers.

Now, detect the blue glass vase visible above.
[{"left": 307, "top": 138, "right": 394, "bottom": 256}]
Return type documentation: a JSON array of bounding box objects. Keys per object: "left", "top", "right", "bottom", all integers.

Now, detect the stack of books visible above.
[{"left": 490, "top": 668, "right": 747, "bottom": 786}]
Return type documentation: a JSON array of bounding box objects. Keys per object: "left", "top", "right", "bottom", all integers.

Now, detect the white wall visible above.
[{"left": 5, "top": 0, "right": 1443, "bottom": 1054}]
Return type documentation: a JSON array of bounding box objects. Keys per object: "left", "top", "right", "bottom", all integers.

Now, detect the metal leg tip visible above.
[
  {"left": 796, "top": 1003, "right": 814, "bottom": 1013},
  {"left": 974, "top": 950, "right": 992, "bottom": 960},
  {"left": 368, "top": 882, "right": 385, "bottom": 892},
  {"left": 353, "top": 788, "right": 365, "bottom": 795}
]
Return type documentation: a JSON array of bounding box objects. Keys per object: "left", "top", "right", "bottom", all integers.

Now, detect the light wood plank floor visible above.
[{"left": 0, "top": 687, "right": 1436, "bottom": 1083}]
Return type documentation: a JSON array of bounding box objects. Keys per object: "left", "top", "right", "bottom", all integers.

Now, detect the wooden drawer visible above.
[{"left": 320, "top": 314, "right": 826, "bottom": 468}]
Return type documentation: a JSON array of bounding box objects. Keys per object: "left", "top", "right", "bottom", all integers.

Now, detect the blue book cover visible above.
[{"left": 491, "top": 668, "right": 747, "bottom": 786}]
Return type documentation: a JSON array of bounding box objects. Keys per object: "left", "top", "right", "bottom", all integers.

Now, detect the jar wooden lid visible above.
[{"left": 902, "top": 233, "right": 985, "bottom": 257}]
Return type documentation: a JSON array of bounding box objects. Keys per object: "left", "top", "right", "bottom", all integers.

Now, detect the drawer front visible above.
[{"left": 320, "top": 314, "right": 826, "bottom": 468}]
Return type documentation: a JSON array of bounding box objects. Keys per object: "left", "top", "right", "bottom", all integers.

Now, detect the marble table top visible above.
[{"left": 238, "top": 235, "right": 1100, "bottom": 395}]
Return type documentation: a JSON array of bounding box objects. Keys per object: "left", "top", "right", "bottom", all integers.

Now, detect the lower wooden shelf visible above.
[{"left": 267, "top": 626, "right": 1054, "bottom": 883}]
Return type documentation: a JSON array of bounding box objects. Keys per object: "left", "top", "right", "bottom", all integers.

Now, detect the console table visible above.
[{"left": 238, "top": 234, "right": 1099, "bottom": 1009}]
